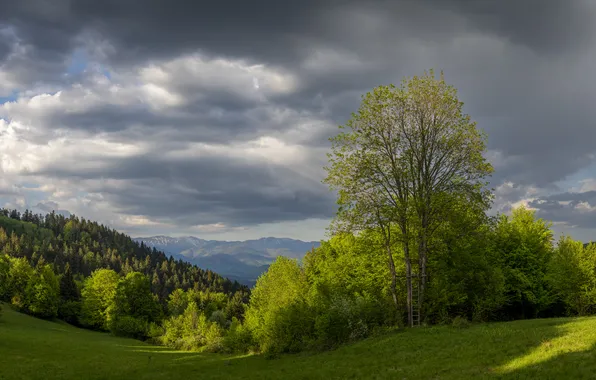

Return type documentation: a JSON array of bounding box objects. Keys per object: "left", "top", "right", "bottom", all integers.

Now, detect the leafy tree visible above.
[
  {"left": 549, "top": 236, "right": 596, "bottom": 315},
  {"left": 58, "top": 263, "right": 81, "bottom": 324},
  {"left": 245, "top": 256, "right": 313, "bottom": 354},
  {"left": 0, "top": 254, "right": 9, "bottom": 300},
  {"left": 24, "top": 264, "right": 60, "bottom": 319},
  {"left": 111, "top": 272, "right": 162, "bottom": 322},
  {"left": 7, "top": 257, "right": 35, "bottom": 308},
  {"left": 324, "top": 70, "right": 493, "bottom": 326},
  {"left": 108, "top": 272, "right": 163, "bottom": 338},
  {"left": 167, "top": 288, "right": 188, "bottom": 317},
  {"left": 492, "top": 206, "right": 554, "bottom": 319},
  {"left": 80, "top": 269, "right": 120, "bottom": 330}
]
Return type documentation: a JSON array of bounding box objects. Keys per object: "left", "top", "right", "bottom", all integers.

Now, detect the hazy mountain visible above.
[{"left": 134, "top": 236, "right": 320, "bottom": 287}]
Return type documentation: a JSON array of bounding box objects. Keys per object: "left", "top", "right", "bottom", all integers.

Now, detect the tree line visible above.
[
  {"left": 238, "top": 71, "right": 596, "bottom": 355},
  {"left": 0, "top": 209, "right": 250, "bottom": 344}
]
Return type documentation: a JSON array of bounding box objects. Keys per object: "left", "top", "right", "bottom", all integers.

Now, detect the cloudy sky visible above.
[{"left": 1, "top": 0, "right": 596, "bottom": 242}]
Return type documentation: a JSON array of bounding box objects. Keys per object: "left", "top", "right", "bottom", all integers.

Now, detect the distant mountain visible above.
[{"left": 134, "top": 236, "right": 320, "bottom": 287}]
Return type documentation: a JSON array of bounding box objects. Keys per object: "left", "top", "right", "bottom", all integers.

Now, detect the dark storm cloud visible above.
[
  {"left": 30, "top": 154, "right": 336, "bottom": 226},
  {"left": 3, "top": 0, "right": 596, "bottom": 231},
  {"left": 426, "top": 0, "right": 595, "bottom": 54},
  {"left": 529, "top": 191, "right": 596, "bottom": 228},
  {"left": 2, "top": 0, "right": 592, "bottom": 69}
]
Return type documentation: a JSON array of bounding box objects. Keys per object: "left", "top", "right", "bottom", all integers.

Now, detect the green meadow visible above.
[{"left": 2, "top": 304, "right": 596, "bottom": 380}]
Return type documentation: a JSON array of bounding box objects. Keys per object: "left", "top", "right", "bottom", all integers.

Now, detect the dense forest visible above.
[
  {"left": 0, "top": 208, "right": 250, "bottom": 345},
  {"left": 2, "top": 71, "right": 596, "bottom": 357}
]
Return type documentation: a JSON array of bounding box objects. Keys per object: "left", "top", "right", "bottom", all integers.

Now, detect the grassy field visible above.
[{"left": 1, "top": 304, "right": 596, "bottom": 380}]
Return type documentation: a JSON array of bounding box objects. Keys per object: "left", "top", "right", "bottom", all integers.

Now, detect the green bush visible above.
[
  {"left": 58, "top": 300, "right": 81, "bottom": 325},
  {"left": 160, "top": 301, "right": 225, "bottom": 352},
  {"left": 109, "top": 315, "right": 149, "bottom": 339},
  {"left": 222, "top": 317, "right": 255, "bottom": 353},
  {"left": 451, "top": 315, "right": 471, "bottom": 329},
  {"left": 313, "top": 293, "right": 387, "bottom": 349},
  {"left": 147, "top": 322, "right": 165, "bottom": 344}
]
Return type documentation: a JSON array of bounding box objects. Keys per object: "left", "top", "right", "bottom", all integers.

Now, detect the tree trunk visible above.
[
  {"left": 418, "top": 232, "right": 427, "bottom": 323},
  {"left": 385, "top": 243, "right": 400, "bottom": 319},
  {"left": 404, "top": 240, "right": 413, "bottom": 328},
  {"left": 418, "top": 211, "right": 428, "bottom": 324}
]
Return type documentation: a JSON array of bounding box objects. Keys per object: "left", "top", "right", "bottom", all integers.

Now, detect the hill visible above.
[
  {"left": 134, "top": 235, "right": 320, "bottom": 286},
  {"left": 0, "top": 209, "right": 248, "bottom": 301},
  {"left": 1, "top": 304, "right": 596, "bottom": 379}
]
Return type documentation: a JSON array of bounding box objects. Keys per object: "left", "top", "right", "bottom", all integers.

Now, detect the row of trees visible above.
[{"left": 241, "top": 206, "right": 596, "bottom": 355}]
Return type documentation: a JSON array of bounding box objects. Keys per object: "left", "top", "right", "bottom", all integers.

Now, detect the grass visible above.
[{"left": 1, "top": 304, "right": 596, "bottom": 380}]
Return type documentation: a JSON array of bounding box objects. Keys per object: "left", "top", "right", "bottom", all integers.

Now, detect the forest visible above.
[{"left": 1, "top": 71, "right": 596, "bottom": 357}]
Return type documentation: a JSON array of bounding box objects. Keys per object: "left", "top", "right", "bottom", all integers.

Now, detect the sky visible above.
[{"left": 1, "top": 0, "right": 596, "bottom": 242}]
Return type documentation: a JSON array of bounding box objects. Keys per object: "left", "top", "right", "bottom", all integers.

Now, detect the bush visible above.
[
  {"left": 160, "top": 302, "right": 225, "bottom": 352},
  {"left": 222, "top": 318, "right": 255, "bottom": 353},
  {"left": 451, "top": 315, "right": 471, "bottom": 329},
  {"left": 58, "top": 300, "right": 81, "bottom": 325},
  {"left": 147, "top": 322, "right": 165, "bottom": 344},
  {"left": 109, "top": 315, "right": 149, "bottom": 339},
  {"left": 312, "top": 293, "right": 386, "bottom": 349}
]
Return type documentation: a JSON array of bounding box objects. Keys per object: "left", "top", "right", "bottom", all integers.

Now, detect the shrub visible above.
[
  {"left": 222, "top": 317, "right": 255, "bottom": 353},
  {"left": 452, "top": 315, "right": 471, "bottom": 329},
  {"left": 160, "top": 302, "right": 225, "bottom": 352},
  {"left": 312, "top": 292, "right": 385, "bottom": 349},
  {"left": 58, "top": 300, "right": 81, "bottom": 325},
  {"left": 109, "top": 315, "right": 149, "bottom": 339},
  {"left": 147, "top": 322, "right": 165, "bottom": 344}
]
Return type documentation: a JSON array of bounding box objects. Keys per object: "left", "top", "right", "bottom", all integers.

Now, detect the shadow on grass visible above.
[{"left": 115, "top": 318, "right": 596, "bottom": 379}]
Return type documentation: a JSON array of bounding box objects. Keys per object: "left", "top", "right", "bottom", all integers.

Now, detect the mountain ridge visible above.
[{"left": 134, "top": 235, "right": 321, "bottom": 287}]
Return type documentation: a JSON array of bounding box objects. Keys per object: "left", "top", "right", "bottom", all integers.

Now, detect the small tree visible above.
[
  {"left": 108, "top": 272, "right": 163, "bottom": 338},
  {"left": 80, "top": 269, "right": 120, "bottom": 330},
  {"left": 24, "top": 264, "right": 60, "bottom": 319},
  {"left": 244, "top": 256, "right": 313, "bottom": 354}
]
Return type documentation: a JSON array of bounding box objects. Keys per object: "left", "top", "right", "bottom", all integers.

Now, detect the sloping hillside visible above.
[
  {"left": 0, "top": 210, "right": 248, "bottom": 299},
  {"left": 2, "top": 303, "right": 596, "bottom": 380}
]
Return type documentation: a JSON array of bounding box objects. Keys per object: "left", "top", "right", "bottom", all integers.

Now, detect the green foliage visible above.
[
  {"left": 60, "top": 263, "right": 80, "bottom": 302},
  {"left": 80, "top": 269, "right": 120, "bottom": 330},
  {"left": 6, "top": 257, "right": 34, "bottom": 308},
  {"left": 492, "top": 207, "right": 554, "bottom": 319},
  {"left": 108, "top": 272, "right": 163, "bottom": 338},
  {"left": 245, "top": 256, "right": 313, "bottom": 354},
  {"left": 167, "top": 288, "right": 188, "bottom": 316},
  {"left": 59, "top": 300, "right": 82, "bottom": 325},
  {"left": 24, "top": 264, "right": 60, "bottom": 319},
  {"left": 109, "top": 315, "right": 149, "bottom": 340},
  {"left": 222, "top": 317, "right": 255, "bottom": 353},
  {"left": 451, "top": 315, "right": 471, "bottom": 329},
  {"left": 548, "top": 237, "right": 596, "bottom": 316},
  {"left": 160, "top": 301, "right": 224, "bottom": 352}
]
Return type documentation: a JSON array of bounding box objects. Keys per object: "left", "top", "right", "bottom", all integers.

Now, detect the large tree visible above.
[{"left": 324, "top": 70, "right": 493, "bottom": 326}]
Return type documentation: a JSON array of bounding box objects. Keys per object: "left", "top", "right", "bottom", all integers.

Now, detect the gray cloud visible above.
[
  {"left": 29, "top": 153, "right": 336, "bottom": 226},
  {"left": 2, "top": 0, "right": 596, "bottom": 238},
  {"left": 529, "top": 191, "right": 596, "bottom": 228}
]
